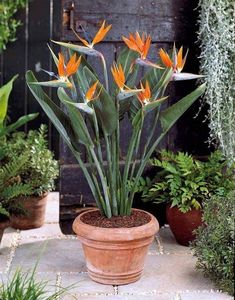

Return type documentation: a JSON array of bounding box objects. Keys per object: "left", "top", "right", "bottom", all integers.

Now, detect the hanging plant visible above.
[
  {"left": 197, "top": 0, "right": 235, "bottom": 163},
  {"left": 0, "top": 0, "right": 28, "bottom": 52}
]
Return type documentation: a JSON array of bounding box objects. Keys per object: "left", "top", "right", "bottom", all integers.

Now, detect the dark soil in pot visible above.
[{"left": 81, "top": 210, "right": 151, "bottom": 228}]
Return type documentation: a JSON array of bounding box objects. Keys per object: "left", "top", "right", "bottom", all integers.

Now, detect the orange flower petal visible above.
[
  {"left": 159, "top": 49, "right": 173, "bottom": 68},
  {"left": 58, "top": 53, "right": 66, "bottom": 77},
  {"left": 111, "top": 63, "right": 125, "bottom": 90},
  {"left": 66, "top": 54, "right": 81, "bottom": 77},
  {"left": 177, "top": 46, "right": 183, "bottom": 70},
  {"left": 86, "top": 81, "right": 99, "bottom": 101},
  {"left": 122, "top": 35, "right": 139, "bottom": 54},
  {"left": 77, "top": 34, "right": 90, "bottom": 47},
  {"left": 92, "top": 21, "right": 112, "bottom": 45},
  {"left": 142, "top": 35, "right": 151, "bottom": 59}
]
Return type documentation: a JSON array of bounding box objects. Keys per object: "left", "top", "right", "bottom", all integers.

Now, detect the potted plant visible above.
[
  {"left": 0, "top": 153, "right": 33, "bottom": 244},
  {"left": 1, "top": 125, "right": 59, "bottom": 230},
  {"left": 141, "top": 150, "right": 235, "bottom": 246},
  {"left": 26, "top": 22, "right": 205, "bottom": 284}
]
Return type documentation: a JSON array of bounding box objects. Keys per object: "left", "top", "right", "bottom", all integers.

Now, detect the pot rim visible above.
[{"left": 72, "top": 208, "right": 159, "bottom": 241}]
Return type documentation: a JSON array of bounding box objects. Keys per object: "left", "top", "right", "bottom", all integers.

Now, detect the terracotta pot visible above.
[
  {"left": 0, "top": 218, "right": 10, "bottom": 244},
  {"left": 166, "top": 204, "right": 203, "bottom": 246},
  {"left": 73, "top": 208, "right": 159, "bottom": 285},
  {"left": 10, "top": 193, "right": 48, "bottom": 230}
]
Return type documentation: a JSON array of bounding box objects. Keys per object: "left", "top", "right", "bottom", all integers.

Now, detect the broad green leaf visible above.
[
  {"left": 143, "top": 97, "right": 168, "bottom": 114},
  {"left": 30, "top": 80, "right": 70, "bottom": 88},
  {"left": 57, "top": 88, "right": 93, "bottom": 146},
  {"left": 0, "top": 113, "right": 38, "bottom": 137},
  {"left": 0, "top": 75, "right": 18, "bottom": 127},
  {"left": 132, "top": 109, "right": 144, "bottom": 129},
  {"left": 160, "top": 83, "right": 206, "bottom": 133},
  {"left": 26, "top": 71, "right": 79, "bottom": 151},
  {"left": 83, "top": 67, "right": 118, "bottom": 135},
  {"left": 116, "top": 47, "right": 139, "bottom": 88}
]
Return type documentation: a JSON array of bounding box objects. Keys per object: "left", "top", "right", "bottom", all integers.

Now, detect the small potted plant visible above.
[
  {"left": 141, "top": 150, "right": 235, "bottom": 246},
  {"left": 0, "top": 154, "right": 33, "bottom": 244},
  {"left": 2, "top": 125, "right": 59, "bottom": 230},
  {"left": 26, "top": 21, "right": 205, "bottom": 284}
]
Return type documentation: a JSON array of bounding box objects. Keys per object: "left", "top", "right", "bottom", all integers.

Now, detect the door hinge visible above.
[{"left": 63, "top": 1, "right": 86, "bottom": 33}]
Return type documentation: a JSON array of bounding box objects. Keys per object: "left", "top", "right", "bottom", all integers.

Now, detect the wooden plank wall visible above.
[{"left": 0, "top": 0, "right": 61, "bottom": 155}]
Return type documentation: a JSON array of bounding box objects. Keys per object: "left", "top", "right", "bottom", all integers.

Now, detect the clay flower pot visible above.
[
  {"left": 166, "top": 204, "right": 203, "bottom": 246},
  {"left": 73, "top": 208, "right": 159, "bottom": 285},
  {"left": 10, "top": 193, "right": 48, "bottom": 230},
  {"left": 0, "top": 218, "right": 10, "bottom": 245}
]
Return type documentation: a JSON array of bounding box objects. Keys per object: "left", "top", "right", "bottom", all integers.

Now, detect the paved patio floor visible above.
[{"left": 0, "top": 193, "right": 232, "bottom": 300}]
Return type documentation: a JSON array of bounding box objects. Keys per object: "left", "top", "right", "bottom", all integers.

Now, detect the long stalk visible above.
[
  {"left": 100, "top": 53, "right": 109, "bottom": 92},
  {"left": 104, "top": 133, "right": 118, "bottom": 216},
  {"left": 128, "top": 133, "right": 165, "bottom": 211},
  {"left": 89, "top": 147, "right": 112, "bottom": 218}
]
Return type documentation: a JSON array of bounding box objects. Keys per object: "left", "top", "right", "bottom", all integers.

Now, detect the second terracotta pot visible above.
[
  {"left": 73, "top": 208, "right": 159, "bottom": 285},
  {"left": 0, "top": 218, "right": 10, "bottom": 245},
  {"left": 166, "top": 204, "right": 203, "bottom": 246},
  {"left": 10, "top": 193, "right": 48, "bottom": 230}
]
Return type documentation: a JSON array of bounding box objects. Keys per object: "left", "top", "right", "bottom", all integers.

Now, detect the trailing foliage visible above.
[
  {"left": 0, "top": 0, "right": 28, "bottom": 52},
  {"left": 192, "top": 191, "right": 235, "bottom": 295},
  {"left": 139, "top": 150, "right": 235, "bottom": 213},
  {"left": 3, "top": 125, "right": 59, "bottom": 196},
  {"left": 198, "top": 0, "right": 235, "bottom": 163}
]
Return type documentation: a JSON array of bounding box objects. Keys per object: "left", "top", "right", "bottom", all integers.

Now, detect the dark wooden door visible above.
[{"left": 59, "top": 0, "right": 207, "bottom": 232}]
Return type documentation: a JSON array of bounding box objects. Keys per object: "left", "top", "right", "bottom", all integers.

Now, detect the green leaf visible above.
[
  {"left": 0, "top": 75, "right": 18, "bottom": 127},
  {"left": 160, "top": 83, "right": 206, "bottom": 133},
  {"left": 0, "top": 113, "right": 38, "bottom": 137},
  {"left": 116, "top": 47, "right": 139, "bottom": 88},
  {"left": 83, "top": 67, "right": 118, "bottom": 135},
  {"left": 57, "top": 88, "right": 93, "bottom": 146},
  {"left": 26, "top": 71, "right": 79, "bottom": 151}
]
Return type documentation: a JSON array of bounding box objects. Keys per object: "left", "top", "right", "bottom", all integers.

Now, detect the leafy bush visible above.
[
  {"left": 0, "top": 0, "right": 28, "bottom": 52},
  {"left": 2, "top": 125, "right": 59, "bottom": 196},
  {"left": 192, "top": 191, "right": 235, "bottom": 295},
  {"left": 140, "top": 150, "right": 234, "bottom": 212}
]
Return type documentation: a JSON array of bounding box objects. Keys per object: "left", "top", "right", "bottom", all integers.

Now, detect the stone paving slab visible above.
[
  {"left": 59, "top": 272, "right": 115, "bottom": 297},
  {"left": 11, "top": 239, "right": 86, "bottom": 273},
  {"left": 118, "top": 254, "right": 214, "bottom": 295},
  {"left": 44, "top": 192, "right": 60, "bottom": 223},
  {"left": 179, "top": 291, "right": 233, "bottom": 300},
  {"left": 157, "top": 227, "right": 192, "bottom": 255},
  {"left": 0, "top": 193, "right": 232, "bottom": 300}
]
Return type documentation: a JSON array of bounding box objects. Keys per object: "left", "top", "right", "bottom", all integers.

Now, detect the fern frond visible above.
[{"left": 1, "top": 183, "right": 32, "bottom": 201}]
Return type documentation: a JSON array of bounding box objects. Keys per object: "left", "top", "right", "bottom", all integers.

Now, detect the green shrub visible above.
[
  {"left": 3, "top": 124, "right": 59, "bottom": 196},
  {"left": 139, "top": 150, "right": 234, "bottom": 213},
  {"left": 0, "top": 0, "right": 29, "bottom": 52},
  {"left": 192, "top": 191, "right": 235, "bottom": 295}
]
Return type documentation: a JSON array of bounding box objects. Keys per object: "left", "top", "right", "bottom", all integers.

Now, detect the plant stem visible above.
[
  {"left": 100, "top": 53, "right": 109, "bottom": 92},
  {"left": 89, "top": 147, "right": 112, "bottom": 218}
]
